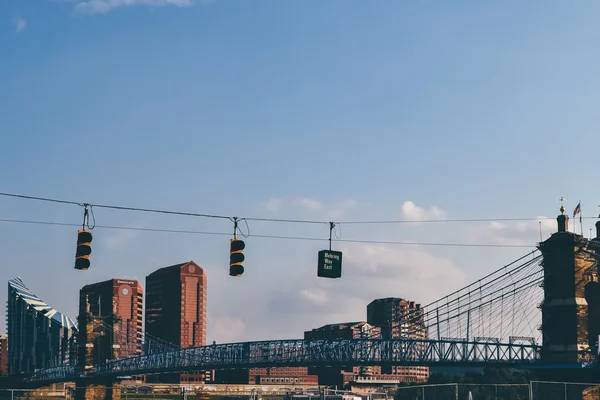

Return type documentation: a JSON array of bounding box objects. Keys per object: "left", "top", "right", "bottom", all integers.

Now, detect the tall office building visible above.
[
  {"left": 367, "top": 297, "right": 429, "bottom": 382},
  {"left": 0, "top": 335, "right": 7, "bottom": 376},
  {"left": 78, "top": 278, "right": 143, "bottom": 369},
  {"left": 7, "top": 277, "right": 77, "bottom": 375},
  {"left": 145, "top": 261, "right": 207, "bottom": 383}
]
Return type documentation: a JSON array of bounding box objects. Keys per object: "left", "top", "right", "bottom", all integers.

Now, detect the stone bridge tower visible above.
[{"left": 538, "top": 206, "right": 600, "bottom": 364}]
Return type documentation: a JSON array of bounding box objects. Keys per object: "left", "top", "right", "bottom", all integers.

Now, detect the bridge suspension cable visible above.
[{"left": 408, "top": 250, "right": 543, "bottom": 344}]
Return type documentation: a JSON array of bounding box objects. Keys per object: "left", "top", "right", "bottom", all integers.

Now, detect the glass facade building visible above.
[{"left": 7, "top": 277, "right": 77, "bottom": 375}]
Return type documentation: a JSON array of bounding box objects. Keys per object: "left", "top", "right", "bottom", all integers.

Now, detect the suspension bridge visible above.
[
  {"left": 28, "top": 250, "right": 546, "bottom": 385},
  {"left": 11, "top": 214, "right": 600, "bottom": 390}
]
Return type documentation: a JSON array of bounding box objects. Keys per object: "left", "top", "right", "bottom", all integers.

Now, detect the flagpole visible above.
[{"left": 580, "top": 200, "right": 583, "bottom": 236}]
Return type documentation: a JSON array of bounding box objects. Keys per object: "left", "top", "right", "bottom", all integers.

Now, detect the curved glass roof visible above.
[{"left": 8, "top": 277, "right": 77, "bottom": 330}]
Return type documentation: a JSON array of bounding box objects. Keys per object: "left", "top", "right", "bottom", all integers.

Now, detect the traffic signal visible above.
[
  {"left": 229, "top": 238, "right": 245, "bottom": 276},
  {"left": 75, "top": 230, "right": 93, "bottom": 270}
]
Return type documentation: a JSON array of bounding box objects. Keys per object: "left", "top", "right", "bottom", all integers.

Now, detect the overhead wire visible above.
[
  {"left": 0, "top": 191, "right": 596, "bottom": 225},
  {"left": 0, "top": 192, "right": 82, "bottom": 206},
  {"left": 0, "top": 217, "right": 535, "bottom": 248}
]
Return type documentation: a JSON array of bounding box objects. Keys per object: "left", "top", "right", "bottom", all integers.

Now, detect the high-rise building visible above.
[
  {"left": 78, "top": 278, "right": 143, "bottom": 369},
  {"left": 367, "top": 297, "right": 429, "bottom": 382},
  {"left": 0, "top": 335, "right": 8, "bottom": 376},
  {"left": 7, "top": 277, "right": 77, "bottom": 375},
  {"left": 145, "top": 261, "right": 207, "bottom": 383}
]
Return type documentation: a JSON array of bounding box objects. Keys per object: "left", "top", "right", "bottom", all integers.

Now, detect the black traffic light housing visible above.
[
  {"left": 229, "top": 238, "right": 245, "bottom": 276},
  {"left": 75, "top": 229, "right": 92, "bottom": 270}
]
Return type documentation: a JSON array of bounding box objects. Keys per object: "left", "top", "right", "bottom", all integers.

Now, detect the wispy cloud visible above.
[
  {"left": 73, "top": 0, "right": 212, "bottom": 15},
  {"left": 263, "top": 197, "right": 282, "bottom": 212},
  {"left": 327, "top": 199, "right": 358, "bottom": 220},
  {"left": 12, "top": 18, "right": 26, "bottom": 33},
  {"left": 262, "top": 197, "right": 358, "bottom": 219},
  {"left": 401, "top": 200, "right": 446, "bottom": 221},
  {"left": 465, "top": 216, "right": 556, "bottom": 246},
  {"left": 294, "top": 198, "right": 323, "bottom": 211},
  {"left": 266, "top": 243, "right": 467, "bottom": 333}
]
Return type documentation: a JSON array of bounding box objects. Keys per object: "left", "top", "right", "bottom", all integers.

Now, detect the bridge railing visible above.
[
  {"left": 91, "top": 338, "right": 539, "bottom": 378},
  {"left": 30, "top": 365, "right": 75, "bottom": 382}
]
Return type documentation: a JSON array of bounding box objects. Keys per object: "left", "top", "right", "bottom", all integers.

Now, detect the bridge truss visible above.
[{"left": 32, "top": 337, "right": 538, "bottom": 382}]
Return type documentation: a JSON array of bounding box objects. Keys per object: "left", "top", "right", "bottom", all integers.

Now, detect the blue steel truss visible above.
[{"left": 31, "top": 338, "right": 539, "bottom": 382}]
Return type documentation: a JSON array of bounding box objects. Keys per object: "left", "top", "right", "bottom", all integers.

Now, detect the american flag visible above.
[{"left": 573, "top": 202, "right": 581, "bottom": 218}]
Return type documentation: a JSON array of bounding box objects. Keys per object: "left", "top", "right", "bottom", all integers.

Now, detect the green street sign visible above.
[{"left": 318, "top": 250, "right": 342, "bottom": 278}]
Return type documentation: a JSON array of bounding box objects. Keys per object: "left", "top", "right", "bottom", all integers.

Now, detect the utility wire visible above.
[
  {"left": 0, "top": 192, "right": 82, "bottom": 206},
  {"left": 0, "top": 217, "right": 534, "bottom": 248},
  {"left": 0, "top": 191, "right": 594, "bottom": 225}
]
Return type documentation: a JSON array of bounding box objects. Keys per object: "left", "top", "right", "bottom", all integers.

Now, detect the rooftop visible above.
[{"left": 147, "top": 260, "right": 205, "bottom": 277}]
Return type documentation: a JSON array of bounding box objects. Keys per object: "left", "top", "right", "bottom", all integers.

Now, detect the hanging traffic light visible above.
[
  {"left": 229, "top": 238, "right": 245, "bottom": 276},
  {"left": 75, "top": 229, "right": 93, "bottom": 270}
]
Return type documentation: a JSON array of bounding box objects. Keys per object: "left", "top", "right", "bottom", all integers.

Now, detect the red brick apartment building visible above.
[{"left": 366, "top": 298, "right": 429, "bottom": 382}]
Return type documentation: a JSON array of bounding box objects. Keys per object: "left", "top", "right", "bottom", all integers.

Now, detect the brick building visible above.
[
  {"left": 145, "top": 261, "right": 207, "bottom": 383},
  {"left": 249, "top": 367, "right": 318, "bottom": 385},
  {"left": 367, "top": 298, "right": 429, "bottom": 382},
  {"left": 78, "top": 278, "right": 143, "bottom": 369},
  {"left": 0, "top": 335, "right": 7, "bottom": 376},
  {"left": 213, "top": 367, "right": 318, "bottom": 385}
]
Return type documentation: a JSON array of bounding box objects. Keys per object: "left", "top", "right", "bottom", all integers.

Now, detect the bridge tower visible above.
[{"left": 538, "top": 206, "right": 600, "bottom": 364}]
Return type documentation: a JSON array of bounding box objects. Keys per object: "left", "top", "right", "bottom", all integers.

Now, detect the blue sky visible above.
[{"left": 1, "top": 0, "right": 600, "bottom": 343}]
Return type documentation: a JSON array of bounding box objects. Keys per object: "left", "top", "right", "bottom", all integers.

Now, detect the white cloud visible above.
[
  {"left": 263, "top": 197, "right": 282, "bottom": 212},
  {"left": 13, "top": 18, "right": 26, "bottom": 33},
  {"left": 401, "top": 201, "right": 446, "bottom": 221},
  {"left": 294, "top": 198, "right": 323, "bottom": 211},
  {"left": 266, "top": 243, "right": 468, "bottom": 334},
  {"left": 73, "top": 0, "right": 211, "bottom": 15}
]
